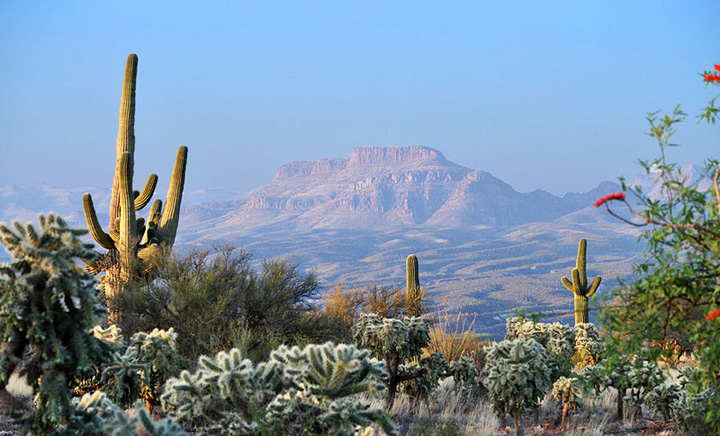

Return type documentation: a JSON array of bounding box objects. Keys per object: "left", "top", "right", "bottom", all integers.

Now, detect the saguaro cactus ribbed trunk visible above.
[
  {"left": 82, "top": 54, "right": 188, "bottom": 323},
  {"left": 406, "top": 254, "right": 421, "bottom": 317},
  {"left": 561, "top": 239, "right": 601, "bottom": 325}
]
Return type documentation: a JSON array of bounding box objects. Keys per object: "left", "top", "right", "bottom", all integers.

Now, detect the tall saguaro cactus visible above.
[
  {"left": 406, "top": 254, "right": 422, "bottom": 317},
  {"left": 82, "top": 54, "right": 188, "bottom": 322},
  {"left": 561, "top": 239, "right": 601, "bottom": 325}
]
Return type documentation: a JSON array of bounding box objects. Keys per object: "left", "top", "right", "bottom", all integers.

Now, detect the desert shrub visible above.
[
  {"left": 485, "top": 338, "right": 551, "bottom": 436},
  {"left": 112, "top": 245, "right": 326, "bottom": 361},
  {"left": 426, "top": 308, "right": 479, "bottom": 364},
  {"left": 162, "top": 342, "right": 396, "bottom": 436},
  {"left": 360, "top": 285, "right": 407, "bottom": 318},
  {"left": 352, "top": 314, "right": 431, "bottom": 408},
  {"left": 598, "top": 66, "right": 720, "bottom": 430},
  {"left": 0, "top": 214, "right": 112, "bottom": 433}
]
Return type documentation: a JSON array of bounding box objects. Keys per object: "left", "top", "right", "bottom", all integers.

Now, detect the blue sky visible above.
[{"left": 1, "top": 1, "right": 718, "bottom": 197}]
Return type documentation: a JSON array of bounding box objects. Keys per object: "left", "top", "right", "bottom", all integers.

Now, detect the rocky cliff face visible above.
[{"left": 195, "top": 146, "right": 614, "bottom": 230}]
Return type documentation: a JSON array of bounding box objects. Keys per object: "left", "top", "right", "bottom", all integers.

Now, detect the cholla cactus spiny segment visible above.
[
  {"left": 450, "top": 356, "right": 478, "bottom": 387},
  {"left": 271, "top": 342, "right": 386, "bottom": 399},
  {"left": 646, "top": 384, "right": 681, "bottom": 422},
  {"left": 0, "top": 214, "right": 112, "bottom": 431},
  {"left": 73, "top": 391, "right": 185, "bottom": 435},
  {"left": 163, "top": 343, "right": 395, "bottom": 436}
]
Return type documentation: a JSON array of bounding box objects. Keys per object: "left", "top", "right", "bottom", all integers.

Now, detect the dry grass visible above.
[{"left": 358, "top": 377, "right": 687, "bottom": 436}]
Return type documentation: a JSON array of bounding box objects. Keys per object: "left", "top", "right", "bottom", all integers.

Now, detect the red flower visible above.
[
  {"left": 704, "top": 73, "right": 720, "bottom": 83},
  {"left": 443, "top": 296, "right": 447, "bottom": 301},
  {"left": 714, "top": 64, "right": 720, "bottom": 73},
  {"left": 594, "top": 191, "right": 626, "bottom": 207},
  {"left": 704, "top": 309, "right": 720, "bottom": 320}
]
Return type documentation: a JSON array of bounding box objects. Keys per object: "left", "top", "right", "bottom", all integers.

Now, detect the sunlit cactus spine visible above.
[
  {"left": 561, "top": 238, "right": 601, "bottom": 324},
  {"left": 81, "top": 54, "right": 188, "bottom": 323},
  {"left": 405, "top": 254, "right": 422, "bottom": 317}
]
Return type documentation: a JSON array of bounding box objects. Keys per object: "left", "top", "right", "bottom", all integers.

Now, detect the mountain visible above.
[
  {"left": 182, "top": 146, "right": 617, "bottom": 233},
  {"left": 2, "top": 146, "right": 661, "bottom": 336}
]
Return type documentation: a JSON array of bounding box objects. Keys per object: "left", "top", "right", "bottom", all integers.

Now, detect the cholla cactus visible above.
[
  {"left": 672, "top": 388, "right": 716, "bottom": 436},
  {"left": 646, "top": 384, "right": 681, "bottom": 422},
  {"left": 485, "top": 338, "right": 552, "bottom": 436},
  {"left": 93, "top": 325, "right": 125, "bottom": 345},
  {"left": 103, "top": 328, "right": 182, "bottom": 410},
  {"left": 572, "top": 323, "right": 603, "bottom": 368},
  {"left": 551, "top": 377, "right": 579, "bottom": 430},
  {"left": 0, "top": 214, "right": 112, "bottom": 432},
  {"left": 399, "top": 352, "right": 451, "bottom": 404},
  {"left": 450, "top": 356, "right": 478, "bottom": 388},
  {"left": 505, "top": 317, "right": 575, "bottom": 378},
  {"left": 162, "top": 342, "right": 396, "bottom": 436},
  {"left": 580, "top": 352, "right": 663, "bottom": 421},
  {"left": 505, "top": 317, "right": 547, "bottom": 345},
  {"left": 72, "top": 390, "right": 185, "bottom": 435},
  {"left": 352, "top": 314, "right": 430, "bottom": 408}
]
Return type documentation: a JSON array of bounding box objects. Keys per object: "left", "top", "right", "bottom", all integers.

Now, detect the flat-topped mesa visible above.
[
  {"left": 276, "top": 158, "right": 348, "bottom": 179},
  {"left": 347, "top": 146, "right": 446, "bottom": 166}
]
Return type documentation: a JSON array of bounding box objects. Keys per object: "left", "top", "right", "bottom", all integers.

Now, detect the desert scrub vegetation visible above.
[{"left": 111, "top": 245, "right": 342, "bottom": 362}]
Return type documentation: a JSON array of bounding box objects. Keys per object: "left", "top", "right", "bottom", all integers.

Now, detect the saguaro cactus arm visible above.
[
  {"left": 109, "top": 54, "right": 138, "bottom": 232},
  {"left": 157, "top": 146, "right": 188, "bottom": 247},
  {"left": 134, "top": 174, "right": 158, "bottom": 211},
  {"left": 117, "top": 152, "right": 138, "bottom": 279},
  {"left": 82, "top": 193, "right": 115, "bottom": 250}
]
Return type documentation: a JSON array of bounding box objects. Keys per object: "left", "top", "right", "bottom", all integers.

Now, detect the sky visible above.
[{"left": 1, "top": 1, "right": 719, "bottom": 198}]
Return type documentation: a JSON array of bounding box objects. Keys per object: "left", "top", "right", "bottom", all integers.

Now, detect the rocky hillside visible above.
[{"left": 184, "top": 146, "right": 617, "bottom": 231}]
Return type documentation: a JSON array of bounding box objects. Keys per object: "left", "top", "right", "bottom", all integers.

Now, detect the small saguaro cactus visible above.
[
  {"left": 406, "top": 254, "right": 422, "bottom": 317},
  {"left": 81, "top": 54, "right": 188, "bottom": 322},
  {"left": 561, "top": 239, "right": 601, "bottom": 324}
]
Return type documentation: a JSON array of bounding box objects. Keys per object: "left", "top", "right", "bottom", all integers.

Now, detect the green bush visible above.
[{"left": 112, "top": 246, "right": 331, "bottom": 361}]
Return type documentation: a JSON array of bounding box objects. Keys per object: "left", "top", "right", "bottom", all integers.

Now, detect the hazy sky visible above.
[{"left": 1, "top": 1, "right": 718, "bottom": 197}]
